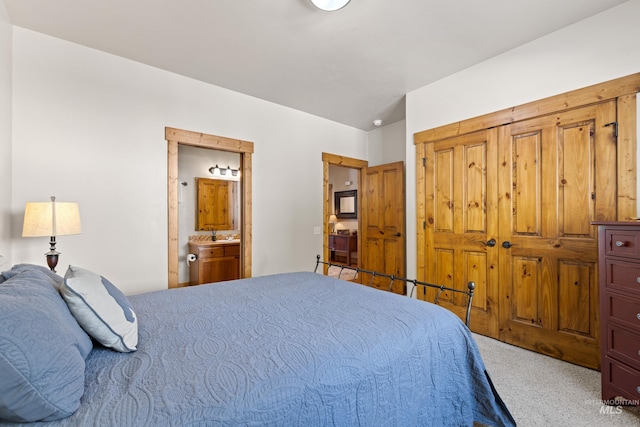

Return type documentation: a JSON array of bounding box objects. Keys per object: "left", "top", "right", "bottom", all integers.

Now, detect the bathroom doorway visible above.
[{"left": 165, "top": 127, "right": 254, "bottom": 288}]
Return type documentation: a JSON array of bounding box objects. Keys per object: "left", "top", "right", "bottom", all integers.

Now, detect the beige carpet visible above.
[
  {"left": 472, "top": 333, "right": 640, "bottom": 426},
  {"left": 327, "top": 265, "right": 358, "bottom": 281}
]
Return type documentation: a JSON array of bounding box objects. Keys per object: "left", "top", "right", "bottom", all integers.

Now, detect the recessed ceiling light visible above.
[
  {"left": 310, "top": 0, "right": 351, "bottom": 12},
  {"left": 373, "top": 119, "right": 382, "bottom": 127}
]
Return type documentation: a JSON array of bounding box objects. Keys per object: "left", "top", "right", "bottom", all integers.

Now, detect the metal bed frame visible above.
[{"left": 314, "top": 255, "right": 476, "bottom": 327}]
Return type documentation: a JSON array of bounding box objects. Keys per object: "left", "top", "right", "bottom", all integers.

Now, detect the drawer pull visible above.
[
  {"left": 637, "top": 277, "right": 640, "bottom": 284},
  {"left": 615, "top": 240, "right": 626, "bottom": 247},
  {"left": 638, "top": 386, "right": 640, "bottom": 394},
  {"left": 637, "top": 313, "right": 640, "bottom": 320}
]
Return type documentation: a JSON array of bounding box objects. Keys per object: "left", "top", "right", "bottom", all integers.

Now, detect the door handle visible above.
[
  {"left": 395, "top": 232, "right": 402, "bottom": 237},
  {"left": 502, "top": 241, "right": 513, "bottom": 249},
  {"left": 485, "top": 238, "right": 496, "bottom": 247}
]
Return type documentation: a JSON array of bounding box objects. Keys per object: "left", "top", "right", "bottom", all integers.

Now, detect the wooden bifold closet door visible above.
[
  {"left": 496, "top": 102, "right": 616, "bottom": 369},
  {"left": 418, "top": 129, "right": 500, "bottom": 337},
  {"left": 416, "top": 74, "right": 639, "bottom": 370}
]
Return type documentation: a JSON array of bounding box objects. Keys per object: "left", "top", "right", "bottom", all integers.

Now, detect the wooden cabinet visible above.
[
  {"left": 329, "top": 234, "right": 357, "bottom": 265},
  {"left": 189, "top": 241, "right": 240, "bottom": 285},
  {"left": 597, "top": 222, "right": 640, "bottom": 405}
]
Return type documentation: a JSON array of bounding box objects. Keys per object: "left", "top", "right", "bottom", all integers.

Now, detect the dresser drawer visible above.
[
  {"left": 603, "top": 356, "right": 640, "bottom": 403},
  {"left": 607, "top": 324, "right": 640, "bottom": 370},
  {"left": 605, "top": 229, "right": 640, "bottom": 259},
  {"left": 196, "top": 246, "right": 225, "bottom": 258},
  {"left": 606, "top": 259, "right": 640, "bottom": 296},
  {"left": 329, "top": 235, "right": 348, "bottom": 251},
  {"left": 603, "top": 292, "right": 640, "bottom": 331}
]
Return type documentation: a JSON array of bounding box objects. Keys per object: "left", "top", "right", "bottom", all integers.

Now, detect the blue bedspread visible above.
[{"left": 7, "top": 272, "right": 514, "bottom": 426}]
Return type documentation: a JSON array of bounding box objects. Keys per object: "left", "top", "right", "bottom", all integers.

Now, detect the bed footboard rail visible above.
[{"left": 314, "top": 255, "right": 475, "bottom": 327}]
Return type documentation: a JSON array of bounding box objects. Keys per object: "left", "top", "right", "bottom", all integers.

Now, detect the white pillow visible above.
[{"left": 61, "top": 266, "right": 138, "bottom": 352}]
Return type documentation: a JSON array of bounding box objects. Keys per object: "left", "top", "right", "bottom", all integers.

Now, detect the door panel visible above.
[
  {"left": 361, "top": 161, "right": 405, "bottom": 294},
  {"left": 498, "top": 101, "right": 617, "bottom": 369},
  {"left": 421, "top": 129, "right": 500, "bottom": 336}
]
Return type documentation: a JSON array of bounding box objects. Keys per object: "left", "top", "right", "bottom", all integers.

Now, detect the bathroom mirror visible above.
[
  {"left": 196, "top": 178, "right": 238, "bottom": 231},
  {"left": 335, "top": 190, "right": 357, "bottom": 219}
]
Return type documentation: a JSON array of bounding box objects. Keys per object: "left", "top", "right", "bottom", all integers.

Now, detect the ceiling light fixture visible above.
[
  {"left": 310, "top": 0, "right": 351, "bottom": 12},
  {"left": 373, "top": 119, "right": 382, "bottom": 127}
]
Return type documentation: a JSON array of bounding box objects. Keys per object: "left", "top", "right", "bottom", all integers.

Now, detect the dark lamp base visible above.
[{"left": 46, "top": 253, "right": 59, "bottom": 273}]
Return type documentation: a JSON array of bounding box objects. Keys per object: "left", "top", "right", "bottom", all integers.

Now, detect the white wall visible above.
[
  {"left": 405, "top": 0, "right": 640, "bottom": 281},
  {"left": 367, "top": 119, "right": 406, "bottom": 167},
  {"left": 0, "top": 3, "right": 11, "bottom": 260},
  {"left": 11, "top": 28, "right": 368, "bottom": 294}
]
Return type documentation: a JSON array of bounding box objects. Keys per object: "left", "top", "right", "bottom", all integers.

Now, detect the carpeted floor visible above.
[
  {"left": 327, "top": 265, "right": 357, "bottom": 281},
  {"left": 472, "top": 333, "right": 640, "bottom": 426}
]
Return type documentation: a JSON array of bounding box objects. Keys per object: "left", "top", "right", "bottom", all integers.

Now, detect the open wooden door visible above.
[{"left": 361, "top": 161, "right": 406, "bottom": 294}]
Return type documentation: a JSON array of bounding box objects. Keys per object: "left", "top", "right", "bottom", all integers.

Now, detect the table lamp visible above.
[
  {"left": 22, "top": 196, "right": 82, "bottom": 273},
  {"left": 329, "top": 214, "right": 338, "bottom": 233}
]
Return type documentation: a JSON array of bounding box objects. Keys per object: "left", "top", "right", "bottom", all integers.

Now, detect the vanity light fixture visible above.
[
  {"left": 310, "top": 0, "right": 351, "bottom": 12},
  {"left": 209, "top": 164, "right": 239, "bottom": 177}
]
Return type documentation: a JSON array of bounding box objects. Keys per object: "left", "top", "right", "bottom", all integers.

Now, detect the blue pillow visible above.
[
  {"left": 61, "top": 266, "right": 138, "bottom": 352},
  {"left": 0, "top": 268, "right": 93, "bottom": 422},
  {"left": 1, "top": 263, "right": 63, "bottom": 286}
]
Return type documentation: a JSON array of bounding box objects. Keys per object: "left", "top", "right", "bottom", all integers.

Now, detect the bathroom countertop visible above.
[{"left": 188, "top": 239, "right": 240, "bottom": 246}]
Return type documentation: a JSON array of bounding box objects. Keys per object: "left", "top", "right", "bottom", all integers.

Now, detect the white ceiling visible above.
[{"left": 3, "top": 0, "right": 628, "bottom": 130}]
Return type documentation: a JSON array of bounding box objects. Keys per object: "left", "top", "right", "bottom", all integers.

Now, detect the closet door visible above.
[
  {"left": 497, "top": 101, "right": 617, "bottom": 370},
  {"left": 420, "top": 129, "right": 500, "bottom": 336}
]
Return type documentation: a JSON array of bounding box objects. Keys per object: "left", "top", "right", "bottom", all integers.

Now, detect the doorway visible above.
[
  {"left": 165, "top": 127, "right": 254, "bottom": 288},
  {"left": 322, "top": 153, "right": 367, "bottom": 275},
  {"left": 322, "top": 153, "right": 406, "bottom": 294},
  {"left": 177, "top": 146, "right": 241, "bottom": 286},
  {"left": 328, "top": 164, "right": 359, "bottom": 267}
]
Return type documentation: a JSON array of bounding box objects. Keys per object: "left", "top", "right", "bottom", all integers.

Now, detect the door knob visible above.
[
  {"left": 395, "top": 232, "right": 402, "bottom": 237},
  {"left": 502, "top": 241, "right": 513, "bottom": 249},
  {"left": 486, "top": 239, "right": 496, "bottom": 247}
]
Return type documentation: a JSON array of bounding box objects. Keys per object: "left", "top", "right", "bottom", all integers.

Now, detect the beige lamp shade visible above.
[
  {"left": 22, "top": 199, "right": 82, "bottom": 237},
  {"left": 329, "top": 214, "right": 338, "bottom": 223}
]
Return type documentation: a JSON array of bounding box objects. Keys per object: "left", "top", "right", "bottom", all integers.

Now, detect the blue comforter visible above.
[{"left": 10, "top": 272, "right": 514, "bottom": 426}]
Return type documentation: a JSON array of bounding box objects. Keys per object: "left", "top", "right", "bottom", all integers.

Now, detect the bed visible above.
[{"left": 0, "top": 262, "right": 514, "bottom": 426}]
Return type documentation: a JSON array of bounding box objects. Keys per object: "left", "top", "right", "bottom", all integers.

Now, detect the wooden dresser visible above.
[
  {"left": 329, "top": 233, "right": 357, "bottom": 265},
  {"left": 596, "top": 222, "right": 640, "bottom": 405},
  {"left": 188, "top": 240, "right": 241, "bottom": 285}
]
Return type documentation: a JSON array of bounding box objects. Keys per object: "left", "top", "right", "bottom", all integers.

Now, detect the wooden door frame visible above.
[
  {"left": 322, "top": 153, "right": 368, "bottom": 272},
  {"left": 166, "top": 127, "right": 254, "bottom": 288}
]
